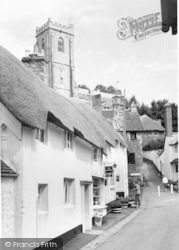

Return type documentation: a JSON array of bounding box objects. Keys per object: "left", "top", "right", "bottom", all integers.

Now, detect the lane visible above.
[{"left": 95, "top": 162, "right": 179, "bottom": 250}]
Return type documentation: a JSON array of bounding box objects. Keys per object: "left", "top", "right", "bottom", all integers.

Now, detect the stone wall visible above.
[
  {"left": 22, "top": 56, "right": 49, "bottom": 86},
  {"left": 126, "top": 132, "right": 143, "bottom": 175}
]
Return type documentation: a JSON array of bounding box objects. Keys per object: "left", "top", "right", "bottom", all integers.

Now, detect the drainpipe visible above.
[{"left": 69, "top": 36, "right": 73, "bottom": 97}]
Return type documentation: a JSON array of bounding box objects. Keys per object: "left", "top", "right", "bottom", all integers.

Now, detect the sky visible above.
[{"left": 0, "top": 0, "right": 178, "bottom": 105}]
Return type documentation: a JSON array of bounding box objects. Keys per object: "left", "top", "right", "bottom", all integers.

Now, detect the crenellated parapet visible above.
[{"left": 36, "top": 18, "right": 74, "bottom": 36}]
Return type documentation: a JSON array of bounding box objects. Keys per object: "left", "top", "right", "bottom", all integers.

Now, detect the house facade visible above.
[
  {"left": 140, "top": 114, "right": 165, "bottom": 146},
  {"left": 0, "top": 46, "right": 128, "bottom": 240},
  {"left": 102, "top": 100, "right": 144, "bottom": 178}
]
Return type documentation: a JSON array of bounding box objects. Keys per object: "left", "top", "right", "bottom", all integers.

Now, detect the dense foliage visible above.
[{"left": 142, "top": 138, "right": 165, "bottom": 151}]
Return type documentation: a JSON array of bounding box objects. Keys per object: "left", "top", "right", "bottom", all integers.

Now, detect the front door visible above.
[{"left": 81, "top": 184, "right": 91, "bottom": 232}]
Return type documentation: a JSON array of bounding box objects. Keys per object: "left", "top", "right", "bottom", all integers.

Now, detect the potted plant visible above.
[
  {"left": 121, "top": 197, "right": 129, "bottom": 208},
  {"left": 128, "top": 196, "right": 135, "bottom": 207},
  {"left": 110, "top": 200, "right": 122, "bottom": 213}
]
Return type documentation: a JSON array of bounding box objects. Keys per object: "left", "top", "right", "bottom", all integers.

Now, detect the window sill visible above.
[
  {"left": 64, "top": 204, "right": 76, "bottom": 209},
  {"left": 38, "top": 211, "right": 48, "bottom": 216}
]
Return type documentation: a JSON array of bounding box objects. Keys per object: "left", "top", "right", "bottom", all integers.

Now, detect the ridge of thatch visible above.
[
  {"left": 140, "top": 115, "right": 165, "bottom": 132},
  {"left": 125, "top": 110, "right": 144, "bottom": 132},
  {"left": 0, "top": 46, "right": 126, "bottom": 150}
]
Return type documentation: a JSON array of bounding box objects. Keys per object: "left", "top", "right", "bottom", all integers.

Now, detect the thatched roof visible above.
[
  {"left": 125, "top": 110, "right": 143, "bottom": 132},
  {"left": 0, "top": 46, "right": 126, "bottom": 151},
  {"left": 140, "top": 115, "right": 165, "bottom": 132}
]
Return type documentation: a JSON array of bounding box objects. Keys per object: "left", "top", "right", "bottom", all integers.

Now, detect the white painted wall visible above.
[
  {"left": 143, "top": 136, "right": 178, "bottom": 182},
  {"left": 22, "top": 122, "right": 93, "bottom": 238}
]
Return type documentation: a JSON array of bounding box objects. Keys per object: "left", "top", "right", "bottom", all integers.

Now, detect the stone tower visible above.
[{"left": 23, "top": 18, "right": 75, "bottom": 98}]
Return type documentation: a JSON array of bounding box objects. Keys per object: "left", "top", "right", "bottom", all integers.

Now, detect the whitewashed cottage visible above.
[{"left": 0, "top": 46, "right": 128, "bottom": 242}]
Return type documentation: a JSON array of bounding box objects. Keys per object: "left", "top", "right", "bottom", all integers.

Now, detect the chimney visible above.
[
  {"left": 25, "top": 50, "right": 30, "bottom": 57},
  {"left": 112, "top": 93, "right": 125, "bottom": 133},
  {"left": 165, "top": 103, "right": 173, "bottom": 137},
  {"left": 92, "top": 94, "right": 102, "bottom": 113},
  {"left": 130, "top": 101, "right": 138, "bottom": 113}
]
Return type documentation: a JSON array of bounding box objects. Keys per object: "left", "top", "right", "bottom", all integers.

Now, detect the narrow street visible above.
[{"left": 95, "top": 162, "right": 179, "bottom": 250}]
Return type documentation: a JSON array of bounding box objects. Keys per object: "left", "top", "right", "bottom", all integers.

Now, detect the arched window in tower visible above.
[
  {"left": 58, "top": 37, "right": 64, "bottom": 52},
  {"left": 41, "top": 38, "right": 45, "bottom": 50}
]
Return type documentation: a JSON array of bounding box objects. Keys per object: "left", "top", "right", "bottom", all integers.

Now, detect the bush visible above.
[
  {"left": 143, "top": 138, "right": 165, "bottom": 151},
  {"left": 110, "top": 200, "right": 122, "bottom": 209}
]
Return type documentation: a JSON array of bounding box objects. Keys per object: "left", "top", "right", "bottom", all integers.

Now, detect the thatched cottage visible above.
[{"left": 0, "top": 46, "right": 128, "bottom": 240}]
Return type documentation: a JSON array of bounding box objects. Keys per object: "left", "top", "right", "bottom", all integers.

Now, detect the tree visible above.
[
  {"left": 94, "top": 84, "right": 107, "bottom": 93},
  {"left": 94, "top": 84, "right": 117, "bottom": 94},
  {"left": 138, "top": 103, "right": 151, "bottom": 117},
  {"left": 107, "top": 85, "right": 116, "bottom": 94},
  {"left": 78, "top": 84, "right": 89, "bottom": 90},
  {"left": 171, "top": 103, "right": 178, "bottom": 132}
]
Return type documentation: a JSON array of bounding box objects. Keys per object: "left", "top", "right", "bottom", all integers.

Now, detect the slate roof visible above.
[
  {"left": 0, "top": 46, "right": 126, "bottom": 151},
  {"left": 1, "top": 160, "right": 18, "bottom": 177},
  {"left": 140, "top": 115, "right": 165, "bottom": 132}
]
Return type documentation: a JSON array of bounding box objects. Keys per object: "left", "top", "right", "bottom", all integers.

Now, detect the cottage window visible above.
[
  {"left": 176, "top": 164, "right": 178, "bottom": 173},
  {"left": 116, "top": 175, "right": 120, "bottom": 182},
  {"left": 36, "top": 129, "right": 45, "bottom": 142},
  {"left": 65, "top": 131, "right": 73, "bottom": 149},
  {"left": 93, "top": 178, "right": 101, "bottom": 205},
  {"left": 130, "top": 132, "right": 137, "bottom": 140},
  {"left": 107, "top": 144, "right": 112, "bottom": 158},
  {"left": 64, "top": 178, "right": 75, "bottom": 206},
  {"left": 93, "top": 147, "right": 99, "bottom": 161},
  {"left": 128, "top": 152, "right": 135, "bottom": 164},
  {"left": 58, "top": 37, "right": 64, "bottom": 52},
  {"left": 38, "top": 184, "right": 48, "bottom": 214}
]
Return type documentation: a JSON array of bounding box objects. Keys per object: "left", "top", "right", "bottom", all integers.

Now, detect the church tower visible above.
[{"left": 35, "top": 18, "right": 75, "bottom": 97}]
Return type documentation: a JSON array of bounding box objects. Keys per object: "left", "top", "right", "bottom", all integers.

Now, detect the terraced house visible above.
[{"left": 0, "top": 46, "right": 128, "bottom": 241}]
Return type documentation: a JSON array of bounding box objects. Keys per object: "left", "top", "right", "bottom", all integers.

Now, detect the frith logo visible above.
[{"left": 117, "top": 13, "right": 162, "bottom": 41}]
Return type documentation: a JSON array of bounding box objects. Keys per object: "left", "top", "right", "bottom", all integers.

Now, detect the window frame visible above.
[
  {"left": 35, "top": 128, "right": 45, "bottom": 143},
  {"left": 130, "top": 132, "right": 137, "bottom": 140},
  {"left": 93, "top": 147, "right": 99, "bottom": 161},
  {"left": 41, "top": 38, "right": 45, "bottom": 50},
  {"left": 128, "top": 152, "right": 135, "bottom": 164},
  {"left": 58, "top": 37, "right": 64, "bottom": 52},
  {"left": 64, "top": 178, "right": 75, "bottom": 207},
  {"left": 116, "top": 175, "right": 120, "bottom": 182},
  {"left": 38, "top": 184, "right": 48, "bottom": 214},
  {"left": 93, "top": 178, "right": 101, "bottom": 205},
  {"left": 65, "top": 130, "right": 73, "bottom": 150}
]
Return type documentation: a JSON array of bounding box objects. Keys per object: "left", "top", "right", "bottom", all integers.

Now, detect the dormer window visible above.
[
  {"left": 41, "top": 38, "right": 45, "bottom": 50},
  {"left": 65, "top": 131, "right": 73, "bottom": 149},
  {"left": 36, "top": 129, "right": 45, "bottom": 142},
  {"left": 58, "top": 37, "right": 64, "bottom": 52}
]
